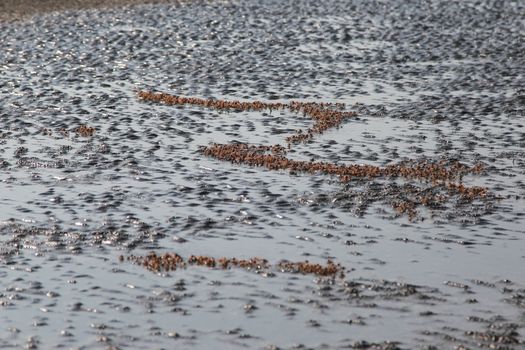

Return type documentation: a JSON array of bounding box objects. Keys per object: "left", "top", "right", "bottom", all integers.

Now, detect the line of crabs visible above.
[{"left": 121, "top": 252, "right": 345, "bottom": 278}]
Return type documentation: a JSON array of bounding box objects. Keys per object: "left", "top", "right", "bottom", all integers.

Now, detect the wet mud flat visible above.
[
  {"left": 0, "top": 0, "right": 171, "bottom": 21},
  {"left": 0, "top": 0, "right": 524, "bottom": 348}
]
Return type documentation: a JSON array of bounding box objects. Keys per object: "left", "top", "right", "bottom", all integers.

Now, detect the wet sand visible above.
[
  {"left": 0, "top": 0, "right": 170, "bottom": 21},
  {"left": 0, "top": 0, "right": 524, "bottom": 349}
]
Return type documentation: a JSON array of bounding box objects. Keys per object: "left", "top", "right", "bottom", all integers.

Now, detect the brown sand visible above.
[{"left": 0, "top": 0, "right": 173, "bottom": 21}]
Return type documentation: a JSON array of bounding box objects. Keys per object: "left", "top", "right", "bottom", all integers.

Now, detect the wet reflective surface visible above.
[{"left": 0, "top": 0, "right": 524, "bottom": 348}]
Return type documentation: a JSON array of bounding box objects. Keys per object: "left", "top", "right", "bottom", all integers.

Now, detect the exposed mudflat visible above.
[{"left": 0, "top": 0, "right": 524, "bottom": 349}]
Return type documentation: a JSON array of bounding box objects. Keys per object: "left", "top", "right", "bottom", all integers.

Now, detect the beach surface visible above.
[
  {"left": 0, "top": 0, "right": 524, "bottom": 349},
  {"left": 0, "top": 0, "right": 169, "bottom": 21}
]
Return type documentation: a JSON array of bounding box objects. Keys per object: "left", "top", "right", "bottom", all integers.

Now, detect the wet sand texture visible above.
[
  {"left": 0, "top": 0, "right": 170, "bottom": 21},
  {"left": 0, "top": 0, "right": 524, "bottom": 349}
]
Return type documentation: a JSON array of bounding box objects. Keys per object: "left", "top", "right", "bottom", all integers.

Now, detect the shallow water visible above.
[{"left": 0, "top": 0, "right": 524, "bottom": 348}]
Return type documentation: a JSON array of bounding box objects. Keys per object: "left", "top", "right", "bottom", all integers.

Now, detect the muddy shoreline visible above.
[
  {"left": 0, "top": 0, "right": 172, "bottom": 21},
  {"left": 0, "top": 0, "right": 524, "bottom": 348}
]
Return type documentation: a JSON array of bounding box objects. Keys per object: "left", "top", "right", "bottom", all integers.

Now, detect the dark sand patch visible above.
[{"left": 0, "top": 0, "right": 172, "bottom": 21}]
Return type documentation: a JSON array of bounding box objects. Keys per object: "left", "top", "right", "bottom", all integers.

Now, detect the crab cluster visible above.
[
  {"left": 122, "top": 252, "right": 344, "bottom": 277},
  {"left": 201, "top": 144, "right": 486, "bottom": 192},
  {"left": 122, "top": 252, "right": 185, "bottom": 271},
  {"left": 138, "top": 90, "right": 355, "bottom": 143},
  {"left": 446, "top": 183, "right": 488, "bottom": 200},
  {"left": 74, "top": 124, "right": 96, "bottom": 137},
  {"left": 278, "top": 259, "right": 345, "bottom": 278},
  {"left": 189, "top": 256, "right": 269, "bottom": 270},
  {"left": 286, "top": 101, "right": 356, "bottom": 143}
]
